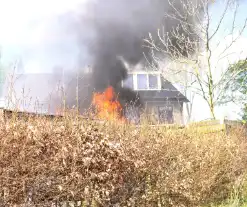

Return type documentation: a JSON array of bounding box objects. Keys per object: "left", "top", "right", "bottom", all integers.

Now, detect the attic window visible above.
[
  {"left": 122, "top": 72, "right": 161, "bottom": 90},
  {"left": 137, "top": 74, "right": 148, "bottom": 90},
  {"left": 148, "top": 74, "right": 159, "bottom": 89}
]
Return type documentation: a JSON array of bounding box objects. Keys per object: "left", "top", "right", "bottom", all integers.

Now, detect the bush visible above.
[
  {"left": 0, "top": 117, "right": 136, "bottom": 206},
  {"left": 117, "top": 126, "right": 247, "bottom": 206},
  {"left": 0, "top": 115, "right": 246, "bottom": 206}
]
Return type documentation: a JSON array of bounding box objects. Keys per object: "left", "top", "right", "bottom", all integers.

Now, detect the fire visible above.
[{"left": 92, "top": 86, "right": 125, "bottom": 121}]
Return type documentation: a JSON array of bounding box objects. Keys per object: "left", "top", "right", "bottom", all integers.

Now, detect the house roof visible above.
[
  {"left": 136, "top": 90, "right": 189, "bottom": 102},
  {"left": 1, "top": 73, "right": 62, "bottom": 113},
  {"left": 1, "top": 72, "right": 94, "bottom": 114},
  {"left": 135, "top": 77, "right": 189, "bottom": 102}
]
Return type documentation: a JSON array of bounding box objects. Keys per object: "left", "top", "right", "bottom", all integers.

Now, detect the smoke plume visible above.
[
  {"left": 5, "top": 0, "right": 204, "bottom": 114},
  {"left": 63, "top": 0, "right": 203, "bottom": 112}
]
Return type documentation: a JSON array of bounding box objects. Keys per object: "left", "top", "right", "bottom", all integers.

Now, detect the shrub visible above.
[
  {"left": 0, "top": 115, "right": 246, "bottom": 206},
  {"left": 119, "top": 126, "right": 247, "bottom": 206},
  {"left": 0, "top": 117, "right": 135, "bottom": 206}
]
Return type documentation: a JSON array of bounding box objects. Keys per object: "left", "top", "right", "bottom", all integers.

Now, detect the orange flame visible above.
[{"left": 92, "top": 86, "right": 125, "bottom": 121}]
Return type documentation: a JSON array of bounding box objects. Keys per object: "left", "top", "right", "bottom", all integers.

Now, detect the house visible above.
[
  {"left": 0, "top": 68, "right": 189, "bottom": 125},
  {"left": 121, "top": 71, "right": 189, "bottom": 125},
  {"left": 0, "top": 73, "right": 61, "bottom": 114},
  {"left": 0, "top": 70, "right": 103, "bottom": 116}
]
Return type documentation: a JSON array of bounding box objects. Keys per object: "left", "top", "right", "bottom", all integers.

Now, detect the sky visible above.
[
  {"left": 0, "top": 0, "right": 247, "bottom": 121},
  {"left": 189, "top": 0, "right": 247, "bottom": 121},
  {"left": 0, "top": 0, "right": 87, "bottom": 72}
]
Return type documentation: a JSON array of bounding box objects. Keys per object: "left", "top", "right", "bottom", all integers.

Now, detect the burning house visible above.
[
  {"left": 0, "top": 0, "right": 204, "bottom": 124},
  {"left": 1, "top": 68, "right": 188, "bottom": 125},
  {"left": 122, "top": 71, "right": 188, "bottom": 124}
]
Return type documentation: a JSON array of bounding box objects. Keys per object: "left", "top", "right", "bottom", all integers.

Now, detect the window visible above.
[
  {"left": 158, "top": 106, "right": 174, "bottom": 124},
  {"left": 148, "top": 74, "right": 158, "bottom": 89},
  {"left": 121, "top": 72, "right": 161, "bottom": 90},
  {"left": 137, "top": 74, "right": 148, "bottom": 90},
  {"left": 123, "top": 74, "right": 134, "bottom": 89}
]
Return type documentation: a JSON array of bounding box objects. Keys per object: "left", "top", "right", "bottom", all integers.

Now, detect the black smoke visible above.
[{"left": 61, "top": 0, "right": 204, "bottom": 113}]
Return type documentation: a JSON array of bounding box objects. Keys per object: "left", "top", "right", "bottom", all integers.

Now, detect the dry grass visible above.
[{"left": 0, "top": 113, "right": 247, "bottom": 206}]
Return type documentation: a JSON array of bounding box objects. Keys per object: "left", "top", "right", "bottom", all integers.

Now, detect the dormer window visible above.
[
  {"left": 122, "top": 72, "right": 161, "bottom": 90},
  {"left": 148, "top": 74, "right": 159, "bottom": 89},
  {"left": 137, "top": 74, "right": 148, "bottom": 90}
]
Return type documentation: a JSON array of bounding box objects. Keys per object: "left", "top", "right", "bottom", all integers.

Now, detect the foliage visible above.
[
  {"left": 242, "top": 104, "right": 247, "bottom": 122},
  {"left": 221, "top": 59, "right": 247, "bottom": 121},
  {"left": 0, "top": 113, "right": 247, "bottom": 206}
]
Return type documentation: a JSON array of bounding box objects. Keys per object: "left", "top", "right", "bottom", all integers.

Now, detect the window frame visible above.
[
  {"left": 122, "top": 71, "right": 161, "bottom": 90},
  {"left": 136, "top": 73, "right": 148, "bottom": 90},
  {"left": 148, "top": 74, "right": 160, "bottom": 90},
  {"left": 158, "top": 105, "right": 174, "bottom": 124}
]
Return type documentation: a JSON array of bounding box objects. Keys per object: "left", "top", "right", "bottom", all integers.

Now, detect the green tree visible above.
[
  {"left": 221, "top": 59, "right": 247, "bottom": 121},
  {"left": 242, "top": 104, "right": 247, "bottom": 121}
]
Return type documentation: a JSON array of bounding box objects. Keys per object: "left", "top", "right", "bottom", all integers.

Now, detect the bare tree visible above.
[{"left": 145, "top": 0, "right": 247, "bottom": 120}]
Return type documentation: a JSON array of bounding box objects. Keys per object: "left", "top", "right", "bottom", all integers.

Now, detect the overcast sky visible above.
[
  {"left": 0, "top": 0, "right": 88, "bottom": 72},
  {"left": 0, "top": 0, "right": 246, "bottom": 72}
]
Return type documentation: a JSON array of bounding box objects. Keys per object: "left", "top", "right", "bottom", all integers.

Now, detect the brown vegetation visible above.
[{"left": 0, "top": 114, "right": 246, "bottom": 206}]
